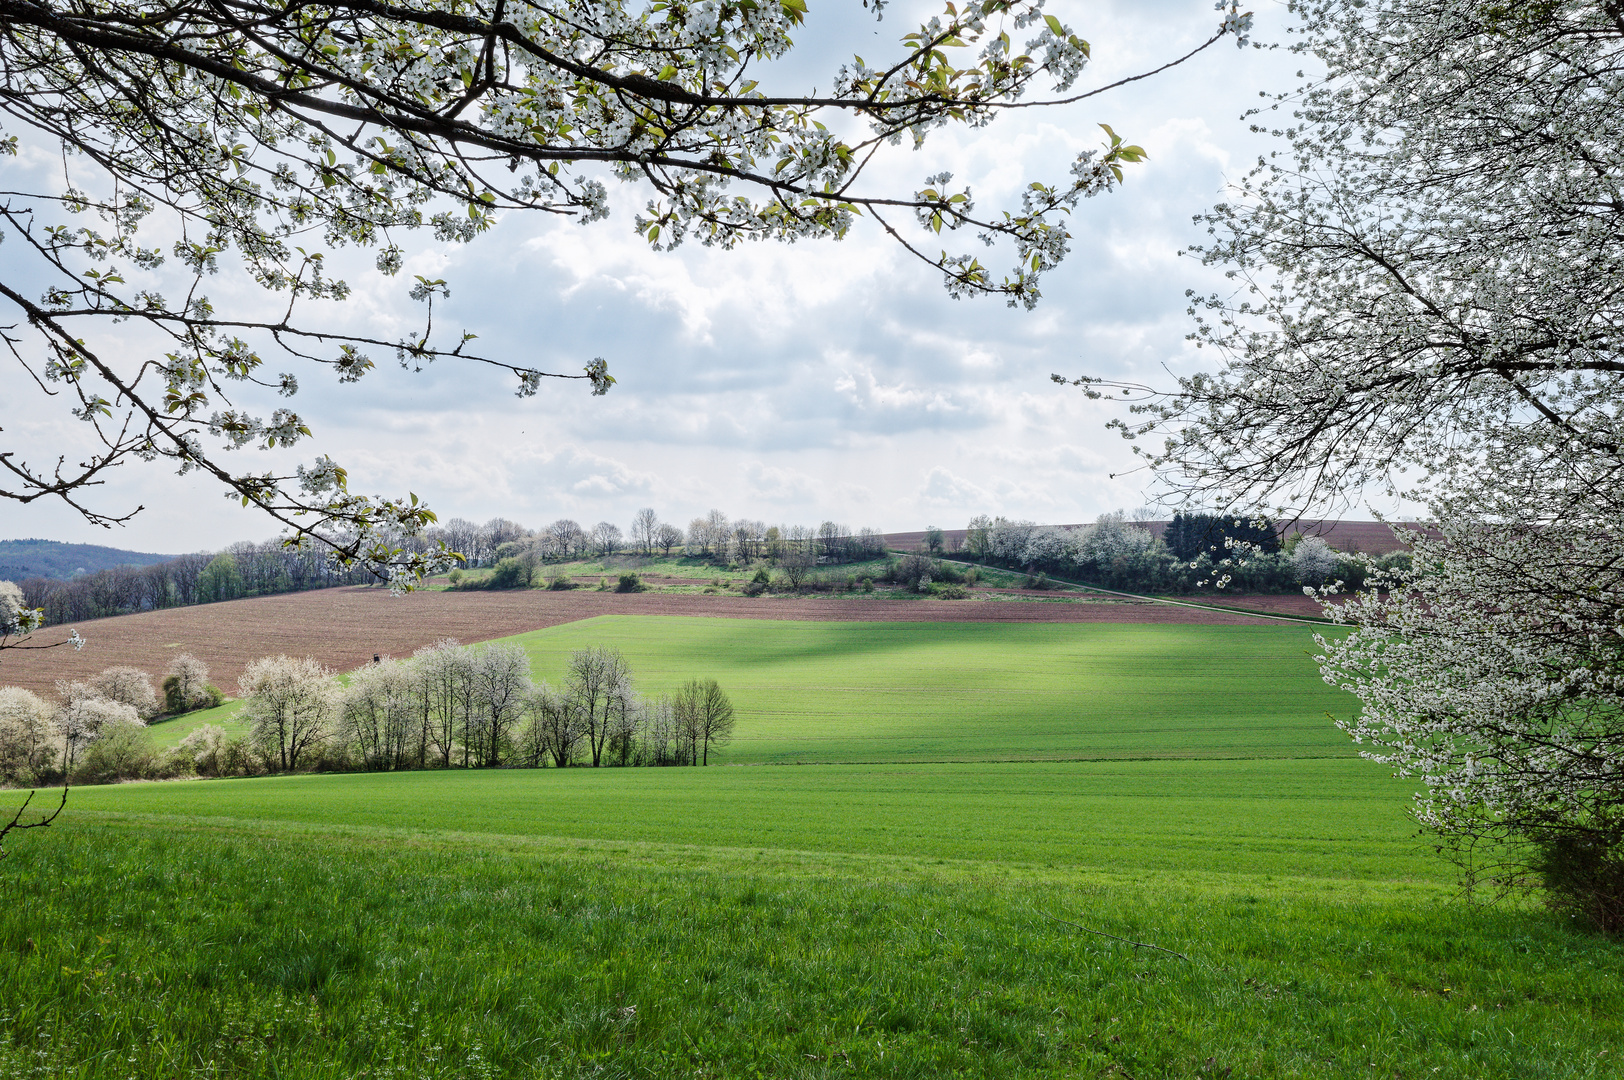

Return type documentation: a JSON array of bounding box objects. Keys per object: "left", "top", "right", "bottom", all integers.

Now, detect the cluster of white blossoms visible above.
[{"left": 1318, "top": 518, "right": 1624, "bottom": 851}]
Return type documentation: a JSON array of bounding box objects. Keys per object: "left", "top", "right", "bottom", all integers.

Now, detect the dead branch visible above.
[
  {"left": 1039, "top": 911, "right": 1193, "bottom": 962},
  {"left": 0, "top": 785, "right": 69, "bottom": 860}
]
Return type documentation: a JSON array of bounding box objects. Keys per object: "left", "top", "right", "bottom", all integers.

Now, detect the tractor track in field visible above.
[{"left": 2, "top": 586, "right": 1277, "bottom": 697}]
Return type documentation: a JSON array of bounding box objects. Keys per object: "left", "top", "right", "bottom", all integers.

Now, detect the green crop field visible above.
[
  {"left": 4, "top": 617, "right": 1622, "bottom": 1078},
  {"left": 61, "top": 759, "right": 1425, "bottom": 882},
  {"left": 506, "top": 617, "right": 1355, "bottom": 764}
]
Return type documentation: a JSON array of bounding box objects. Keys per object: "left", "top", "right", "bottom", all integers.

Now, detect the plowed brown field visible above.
[{"left": 0, "top": 586, "right": 1278, "bottom": 697}]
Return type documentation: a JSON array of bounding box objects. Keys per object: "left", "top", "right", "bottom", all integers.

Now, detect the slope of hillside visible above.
[{"left": 0, "top": 538, "right": 175, "bottom": 580}]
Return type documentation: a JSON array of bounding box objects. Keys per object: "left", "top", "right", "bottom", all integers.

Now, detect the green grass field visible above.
[
  {"left": 142, "top": 618, "right": 1355, "bottom": 764},
  {"left": 510, "top": 617, "right": 1355, "bottom": 764},
  {"left": 61, "top": 759, "right": 1426, "bottom": 882},
  {"left": 5, "top": 618, "right": 1622, "bottom": 1078},
  {"left": 144, "top": 698, "right": 247, "bottom": 747}
]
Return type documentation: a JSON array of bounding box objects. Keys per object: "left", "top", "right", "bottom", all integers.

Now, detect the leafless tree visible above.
[
  {"left": 590, "top": 521, "right": 623, "bottom": 558},
  {"left": 732, "top": 519, "right": 766, "bottom": 561},
  {"left": 547, "top": 519, "right": 585, "bottom": 561},
  {"left": 637, "top": 694, "right": 681, "bottom": 766},
  {"left": 630, "top": 508, "right": 660, "bottom": 557},
  {"left": 675, "top": 679, "right": 736, "bottom": 765},
  {"left": 440, "top": 518, "right": 484, "bottom": 567},
  {"left": 654, "top": 523, "right": 685, "bottom": 558},
  {"left": 524, "top": 682, "right": 580, "bottom": 768},
  {"left": 779, "top": 545, "right": 815, "bottom": 592},
  {"left": 485, "top": 518, "right": 529, "bottom": 549}
]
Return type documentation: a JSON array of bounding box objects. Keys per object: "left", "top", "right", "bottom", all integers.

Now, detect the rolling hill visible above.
[{"left": 0, "top": 537, "right": 175, "bottom": 580}]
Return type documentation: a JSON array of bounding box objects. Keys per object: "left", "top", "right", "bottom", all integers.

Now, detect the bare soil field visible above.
[{"left": 2, "top": 586, "right": 1271, "bottom": 697}]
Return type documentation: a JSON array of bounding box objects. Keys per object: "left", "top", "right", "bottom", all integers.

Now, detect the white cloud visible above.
[{"left": 3, "top": 0, "right": 1311, "bottom": 552}]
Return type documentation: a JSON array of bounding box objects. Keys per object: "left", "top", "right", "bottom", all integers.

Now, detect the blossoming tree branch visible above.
[{"left": 0, "top": 0, "right": 1253, "bottom": 586}]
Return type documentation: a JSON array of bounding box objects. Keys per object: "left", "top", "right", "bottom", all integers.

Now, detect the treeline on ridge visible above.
[{"left": 941, "top": 512, "right": 1412, "bottom": 595}]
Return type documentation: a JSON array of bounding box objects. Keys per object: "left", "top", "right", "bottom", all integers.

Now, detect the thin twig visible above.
[
  {"left": 1038, "top": 911, "right": 1193, "bottom": 962},
  {"left": 0, "top": 784, "right": 68, "bottom": 859}
]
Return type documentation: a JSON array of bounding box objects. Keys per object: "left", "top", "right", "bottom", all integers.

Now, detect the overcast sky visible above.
[{"left": 1, "top": 0, "right": 1306, "bottom": 554}]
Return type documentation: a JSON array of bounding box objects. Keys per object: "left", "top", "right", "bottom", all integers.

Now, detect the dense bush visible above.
[
  {"left": 163, "top": 675, "right": 224, "bottom": 715},
  {"left": 616, "top": 573, "right": 644, "bottom": 593},
  {"left": 73, "top": 717, "right": 158, "bottom": 784},
  {"left": 486, "top": 557, "right": 532, "bottom": 589}
]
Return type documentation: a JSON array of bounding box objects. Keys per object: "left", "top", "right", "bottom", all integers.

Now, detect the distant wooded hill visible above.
[{"left": 0, "top": 538, "right": 176, "bottom": 581}]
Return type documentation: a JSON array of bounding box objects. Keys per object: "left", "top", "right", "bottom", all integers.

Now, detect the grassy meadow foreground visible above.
[{"left": 5, "top": 617, "right": 1623, "bottom": 1077}]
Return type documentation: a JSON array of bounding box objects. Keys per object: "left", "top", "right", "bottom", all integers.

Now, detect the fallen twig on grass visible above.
[{"left": 1039, "top": 911, "right": 1193, "bottom": 962}]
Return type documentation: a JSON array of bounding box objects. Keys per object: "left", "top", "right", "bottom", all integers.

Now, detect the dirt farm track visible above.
[{"left": 1, "top": 586, "right": 1277, "bottom": 697}]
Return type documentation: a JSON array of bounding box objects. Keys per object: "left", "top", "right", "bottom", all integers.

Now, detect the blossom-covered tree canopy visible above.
[
  {"left": 1054, "top": 0, "right": 1624, "bottom": 923},
  {"left": 1061, "top": 0, "right": 1622, "bottom": 524},
  {"left": 0, "top": 0, "right": 1251, "bottom": 583}
]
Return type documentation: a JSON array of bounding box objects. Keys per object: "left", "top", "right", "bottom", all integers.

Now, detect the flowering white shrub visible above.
[
  {"left": 240, "top": 656, "right": 337, "bottom": 773},
  {"left": 1319, "top": 519, "right": 1624, "bottom": 930},
  {"left": 1074, "top": 512, "right": 1155, "bottom": 567},
  {"left": 53, "top": 694, "right": 140, "bottom": 767},
  {"left": 988, "top": 519, "right": 1039, "bottom": 564},
  {"left": 0, "top": 686, "right": 56, "bottom": 782},
  {"left": 1289, "top": 537, "right": 1338, "bottom": 588},
  {"left": 85, "top": 667, "right": 158, "bottom": 721}
]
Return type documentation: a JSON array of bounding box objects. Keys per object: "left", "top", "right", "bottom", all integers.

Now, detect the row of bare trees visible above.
[
  {"left": 220, "top": 642, "right": 736, "bottom": 776},
  {"left": 455, "top": 509, "right": 892, "bottom": 579},
  {"left": 681, "top": 513, "right": 887, "bottom": 565}
]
